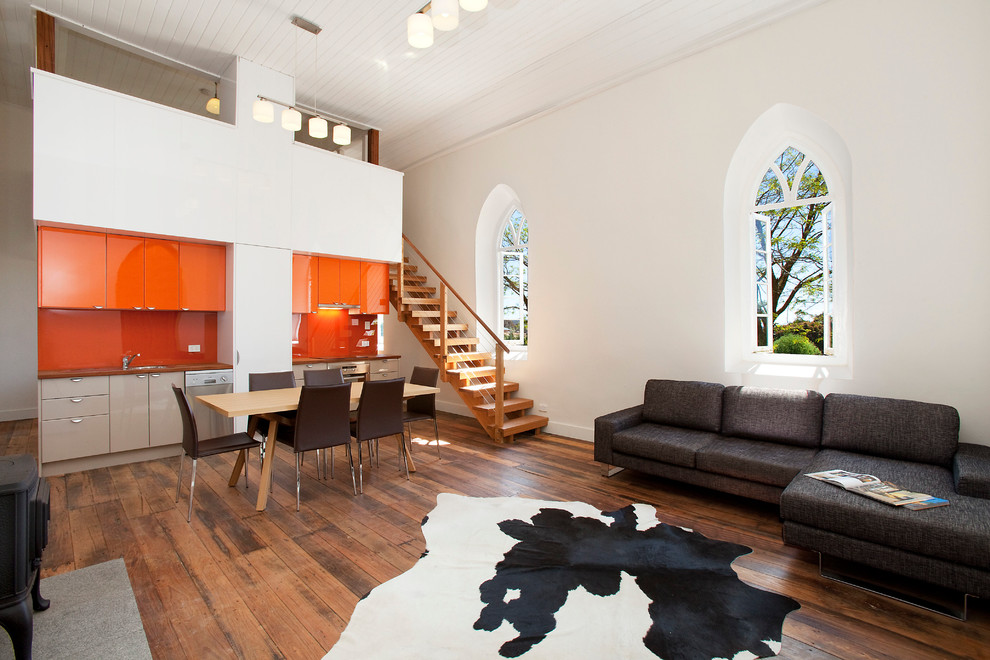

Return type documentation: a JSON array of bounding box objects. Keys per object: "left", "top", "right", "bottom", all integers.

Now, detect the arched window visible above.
[
  {"left": 498, "top": 209, "right": 528, "bottom": 346},
  {"left": 723, "top": 103, "right": 851, "bottom": 376},
  {"left": 753, "top": 147, "right": 834, "bottom": 355}
]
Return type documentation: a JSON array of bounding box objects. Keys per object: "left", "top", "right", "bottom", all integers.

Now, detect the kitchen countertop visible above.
[
  {"left": 38, "top": 362, "right": 233, "bottom": 379},
  {"left": 292, "top": 354, "right": 400, "bottom": 364}
]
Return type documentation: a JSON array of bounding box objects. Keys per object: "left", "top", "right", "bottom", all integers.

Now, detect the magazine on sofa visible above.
[{"left": 804, "top": 470, "right": 949, "bottom": 509}]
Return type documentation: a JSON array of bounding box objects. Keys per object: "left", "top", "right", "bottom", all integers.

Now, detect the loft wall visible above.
[{"left": 398, "top": 0, "right": 990, "bottom": 445}]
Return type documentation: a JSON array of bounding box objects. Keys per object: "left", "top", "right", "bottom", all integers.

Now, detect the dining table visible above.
[{"left": 196, "top": 381, "right": 441, "bottom": 510}]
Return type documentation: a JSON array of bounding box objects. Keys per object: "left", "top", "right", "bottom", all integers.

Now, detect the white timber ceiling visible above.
[{"left": 0, "top": 0, "right": 825, "bottom": 170}]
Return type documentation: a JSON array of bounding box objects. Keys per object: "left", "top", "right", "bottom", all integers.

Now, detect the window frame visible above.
[{"left": 497, "top": 208, "right": 529, "bottom": 348}]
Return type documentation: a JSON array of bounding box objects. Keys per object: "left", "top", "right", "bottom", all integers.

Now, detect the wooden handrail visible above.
[{"left": 402, "top": 234, "right": 510, "bottom": 353}]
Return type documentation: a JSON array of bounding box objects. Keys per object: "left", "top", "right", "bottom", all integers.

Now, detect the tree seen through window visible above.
[
  {"left": 499, "top": 209, "right": 528, "bottom": 346},
  {"left": 753, "top": 147, "right": 834, "bottom": 355}
]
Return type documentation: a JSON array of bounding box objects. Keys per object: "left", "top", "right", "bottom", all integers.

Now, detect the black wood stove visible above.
[{"left": 0, "top": 455, "right": 50, "bottom": 660}]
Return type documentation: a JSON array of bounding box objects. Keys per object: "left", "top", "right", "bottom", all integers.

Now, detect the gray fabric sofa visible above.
[{"left": 594, "top": 380, "right": 990, "bottom": 598}]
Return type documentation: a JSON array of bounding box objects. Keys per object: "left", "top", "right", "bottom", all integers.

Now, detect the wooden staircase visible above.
[{"left": 390, "top": 235, "right": 548, "bottom": 443}]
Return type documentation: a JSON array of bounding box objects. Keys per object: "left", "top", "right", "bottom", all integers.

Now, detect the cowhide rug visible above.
[{"left": 323, "top": 494, "right": 799, "bottom": 660}]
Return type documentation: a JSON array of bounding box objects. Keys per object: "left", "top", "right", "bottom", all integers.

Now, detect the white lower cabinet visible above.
[
  {"left": 292, "top": 361, "right": 328, "bottom": 383},
  {"left": 110, "top": 372, "right": 185, "bottom": 452},
  {"left": 40, "top": 376, "right": 110, "bottom": 463},
  {"left": 40, "top": 371, "right": 185, "bottom": 466},
  {"left": 368, "top": 358, "right": 400, "bottom": 381}
]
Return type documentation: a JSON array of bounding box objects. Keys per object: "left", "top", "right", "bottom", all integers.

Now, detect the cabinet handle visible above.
[
  {"left": 136, "top": 374, "right": 147, "bottom": 379},
  {"left": 71, "top": 418, "right": 83, "bottom": 423},
  {"left": 181, "top": 307, "right": 189, "bottom": 311},
  {"left": 70, "top": 378, "right": 83, "bottom": 382},
  {"left": 93, "top": 306, "right": 103, "bottom": 309},
  {"left": 150, "top": 374, "right": 160, "bottom": 378},
  {"left": 133, "top": 306, "right": 142, "bottom": 310},
  {"left": 147, "top": 306, "right": 156, "bottom": 310},
  {"left": 70, "top": 398, "right": 83, "bottom": 403}
]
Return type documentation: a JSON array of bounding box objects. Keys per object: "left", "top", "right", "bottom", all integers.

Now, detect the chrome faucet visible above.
[{"left": 122, "top": 353, "right": 141, "bottom": 369}]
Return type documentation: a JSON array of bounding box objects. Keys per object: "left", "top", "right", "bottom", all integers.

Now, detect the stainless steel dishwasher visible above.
[{"left": 184, "top": 369, "right": 233, "bottom": 438}]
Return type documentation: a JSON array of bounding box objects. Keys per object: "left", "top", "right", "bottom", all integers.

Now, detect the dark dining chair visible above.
[
  {"left": 352, "top": 377, "right": 407, "bottom": 493},
  {"left": 403, "top": 366, "right": 440, "bottom": 458},
  {"left": 303, "top": 368, "right": 345, "bottom": 386},
  {"left": 172, "top": 385, "right": 259, "bottom": 522},
  {"left": 247, "top": 370, "right": 296, "bottom": 443},
  {"left": 282, "top": 384, "right": 356, "bottom": 509}
]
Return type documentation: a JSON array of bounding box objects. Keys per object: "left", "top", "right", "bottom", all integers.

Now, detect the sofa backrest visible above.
[
  {"left": 721, "top": 386, "right": 823, "bottom": 448},
  {"left": 821, "top": 393, "right": 959, "bottom": 467},
  {"left": 643, "top": 380, "right": 724, "bottom": 432}
]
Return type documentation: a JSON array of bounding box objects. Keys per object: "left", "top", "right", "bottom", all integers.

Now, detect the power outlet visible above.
[
  {"left": 538, "top": 403, "right": 548, "bottom": 413},
  {"left": 188, "top": 344, "right": 201, "bottom": 353}
]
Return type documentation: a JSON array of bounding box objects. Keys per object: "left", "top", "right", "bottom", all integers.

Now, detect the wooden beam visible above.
[
  {"left": 368, "top": 129, "right": 380, "bottom": 165},
  {"left": 36, "top": 11, "right": 56, "bottom": 73}
]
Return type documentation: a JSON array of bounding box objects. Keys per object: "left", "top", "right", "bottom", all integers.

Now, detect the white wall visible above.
[
  {"left": 400, "top": 0, "right": 990, "bottom": 446},
  {"left": 0, "top": 102, "right": 38, "bottom": 420}
]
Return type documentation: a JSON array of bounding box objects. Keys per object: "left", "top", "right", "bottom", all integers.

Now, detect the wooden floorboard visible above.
[{"left": 2, "top": 414, "right": 988, "bottom": 659}]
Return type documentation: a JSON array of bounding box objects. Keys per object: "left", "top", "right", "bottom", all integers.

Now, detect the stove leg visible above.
[{"left": 0, "top": 596, "right": 33, "bottom": 660}]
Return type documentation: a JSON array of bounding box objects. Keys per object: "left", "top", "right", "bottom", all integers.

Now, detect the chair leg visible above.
[
  {"left": 329, "top": 447, "right": 334, "bottom": 480},
  {"left": 187, "top": 459, "right": 198, "bottom": 522},
  {"left": 175, "top": 453, "right": 185, "bottom": 502},
  {"left": 357, "top": 440, "right": 364, "bottom": 494},
  {"left": 243, "top": 449, "right": 249, "bottom": 488},
  {"left": 433, "top": 417, "right": 441, "bottom": 458},
  {"left": 345, "top": 443, "right": 357, "bottom": 496},
  {"left": 295, "top": 453, "right": 302, "bottom": 512}
]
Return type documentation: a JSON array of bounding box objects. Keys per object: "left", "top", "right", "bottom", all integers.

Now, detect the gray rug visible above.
[{"left": 0, "top": 558, "right": 152, "bottom": 660}]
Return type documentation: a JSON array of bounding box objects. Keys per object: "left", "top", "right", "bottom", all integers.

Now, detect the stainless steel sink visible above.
[{"left": 127, "top": 365, "right": 169, "bottom": 370}]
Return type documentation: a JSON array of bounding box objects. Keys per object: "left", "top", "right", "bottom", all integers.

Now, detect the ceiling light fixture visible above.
[
  {"left": 407, "top": 0, "right": 485, "bottom": 48},
  {"left": 332, "top": 124, "right": 352, "bottom": 146},
  {"left": 252, "top": 98, "right": 274, "bottom": 123},
  {"left": 282, "top": 107, "right": 302, "bottom": 131},
  {"left": 309, "top": 116, "right": 328, "bottom": 139},
  {"left": 431, "top": 0, "right": 459, "bottom": 31},
  {"left": 407, "top": 11, "right": 433, "bottom": 48},
  {"left": 205, "top": 82, "right": 220, "bottom": 115}
]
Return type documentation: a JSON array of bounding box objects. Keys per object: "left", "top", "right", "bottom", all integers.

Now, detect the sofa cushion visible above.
[
  {"left": 722, "top": 386, "right": 823, "bottom": 448},
  {"left": 821, "top": 394, "right": 959, "bottom": 468},
  {"left": 642, "top": 380, "right": 724, "bottom": 432},
  {"left": 612, "top": 423, "right": 719, "bottom": 468},
  {"left": 696, "top": 437, "right": 818, "bottom": 488},
  {"left": 780, "top": 449, "right": 990, "bottom": 570}
]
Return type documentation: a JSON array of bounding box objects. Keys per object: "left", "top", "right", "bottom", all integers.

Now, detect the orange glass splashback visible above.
[
  {"left": 292, "top": 310, "right": 379, "bottom": 358},
  {"left": 38, "top": 309, "right": 218, "bottom": 370}
]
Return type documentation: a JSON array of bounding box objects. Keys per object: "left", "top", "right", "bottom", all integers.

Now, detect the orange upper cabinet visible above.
[
  {"left": 106, "top": 234, "right": 144, "bottom": 309},
  {"left": 38, "top": 227, "right": 107, "bottom": 308},
  {"left": 145, "top": 239, "right": 180, "bottom": 310},
  {"left": 179, "top": 243, "right": 226, "bottom": 311},
  {"left": 318, "top": 257, "right": 362, "bottom": 307},
  {"left": 361, "top": 262, "right": 389, "bottom": 314},
  {"left": 339, "top": 259, "right": 361, "bottom": 306},
  {"left": 292, "top": 254, "right": 318, "bottom": 314}
]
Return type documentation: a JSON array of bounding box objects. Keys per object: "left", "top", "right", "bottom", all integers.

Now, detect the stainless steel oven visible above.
[{"left": 338, "top": 361, "right": 370, "bottom": 383}]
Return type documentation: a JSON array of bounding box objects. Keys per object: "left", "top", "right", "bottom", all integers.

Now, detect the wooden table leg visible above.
[
  {"left": 402, "top": 432, "right": 417, "bottom": 473},
  {"left": 228, "top": 416, "right": 258, "bottom": 487},
  {"left": 256, "top": 418, "right": 279, "bottom": 511}
]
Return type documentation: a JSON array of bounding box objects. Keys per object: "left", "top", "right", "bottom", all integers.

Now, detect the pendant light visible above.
[
  {"left": 205, "top": 82, "right": 220, "bottom": 115},
  {"left": 407, "top": 12, "right": 433, "bottom": 48},
  {"left": 309, "top": 116, "right": 328, "bottom": 139},
  {"left": 460, "top": 0, "right": 487, "bottom": 10},
  {"left": 332, "top": 123, "right": 352, "bottom": 146},
  {"left": 431, "top": 0, "right": 459, "bottom": 31},
  {"left": 282, "top": 107, "right": 302, "bottom": 131},
  {"left": 252, "top": 98, "right": 274, "bottom": 123}
]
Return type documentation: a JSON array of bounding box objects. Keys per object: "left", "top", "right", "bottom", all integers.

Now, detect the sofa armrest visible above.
[
  {"left": 954, "top": 442, "right": 990, "bottom": 499},
  {"left": 594, "top": 405, "right": 644, "bottom": 464}
]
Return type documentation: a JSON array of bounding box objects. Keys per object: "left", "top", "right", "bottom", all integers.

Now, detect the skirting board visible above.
[{"left": 0, "top": 407, "right": 38, "bottom": 422}]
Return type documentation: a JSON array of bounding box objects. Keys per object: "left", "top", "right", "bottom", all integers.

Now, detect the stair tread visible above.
[
  {"left": 441, "top": 351, "right": 491, "bottom": 362},
  {"left": 410, "top": 310, "right": 457, "bottom": 318},
  {"left": 475, "top": 398, "right": 533, "bottom": 413},
  {"left": 401, "top": 297, "right": 440, "bottom": 305},
  {"left": 402, "top": 286, "right": 436, "bottom": 293},
  {"left": 462, "top": 381, "right": 519, "bottom": 393},
  {"left": 420, "top": 323, "right": 469, "bottom": 332},
  {"left": 434, "top": 338, "right": 479, "bottom": 346},
  {"left": 448, "top": 366, "right": 497, "bottom": 375},
  {"left": 500, "top": 415, "right": 549, "bottom": 435}
]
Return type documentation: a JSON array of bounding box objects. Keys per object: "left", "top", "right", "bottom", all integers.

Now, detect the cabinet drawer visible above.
[
  {"left": 42, "top": 394, "right": 109, "bottom": 421},
  {"left": 41, "top": 415, "right": 110, "bottom": 463},
  {"left": 41, "top": 376, "right": 110, "bottom": 399}
]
